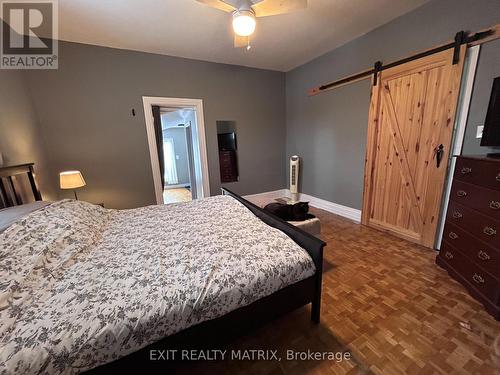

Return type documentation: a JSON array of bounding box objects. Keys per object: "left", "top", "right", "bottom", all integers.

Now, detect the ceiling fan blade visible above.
[
  {"left": 252, "top": 0, "right": 307, "bottom": 17},
  {"left": 234, "top": 34, "right": 248, "bottom": 48},
  {"left": 195, "top": 0, "right": 236, "bottom": 12}
]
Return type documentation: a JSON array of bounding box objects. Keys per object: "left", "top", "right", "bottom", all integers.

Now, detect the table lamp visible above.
[{"left": 60, "top": 171, "right": 86, "bottom": 200}]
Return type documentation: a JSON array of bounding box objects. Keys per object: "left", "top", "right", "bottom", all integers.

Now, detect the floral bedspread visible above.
[{"left": 0, "top": 196, "right": 315, "bottom": 374}]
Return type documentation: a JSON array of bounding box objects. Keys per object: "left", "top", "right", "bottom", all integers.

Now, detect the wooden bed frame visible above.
[
  {"left": 0, "top": 164, "right": 325, "bottom": 372},
  {"left": 0, "top": 163, "right": 42, "bottom": 208}
]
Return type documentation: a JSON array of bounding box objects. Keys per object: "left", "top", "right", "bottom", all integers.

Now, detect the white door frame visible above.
[
  {"left": 142, "top": 96, "right": 210, "bottom": 204},
  {"left": 435, "top": 45, "right": 481, "bottom": 248}
]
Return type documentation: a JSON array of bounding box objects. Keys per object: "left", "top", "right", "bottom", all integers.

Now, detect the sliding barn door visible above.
[{"left": 362, "top": 47, "right": 465, "bottom": 248}]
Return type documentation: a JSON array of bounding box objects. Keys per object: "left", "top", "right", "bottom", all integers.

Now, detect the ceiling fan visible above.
[{"left": 195, "top": 0, "right": 307, "bottom": 50}]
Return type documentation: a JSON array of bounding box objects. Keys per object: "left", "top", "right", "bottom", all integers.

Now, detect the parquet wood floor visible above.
[{"left": 173, "top": 208, "right": 500, "bottom": 374}]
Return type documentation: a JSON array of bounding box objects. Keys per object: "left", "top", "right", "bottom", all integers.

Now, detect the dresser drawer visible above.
[
  {"left": 450, "top": 180, "right": 500, "bottom": 220},
  {"left": 220, "top": 161, "right": 234, "bottom": 169},
  {"left": 438, "top": 241, "right": 470, "bottom": 273},
  {"left": 446, "top": 201, "right": 500, "bottom": 249},
  {"left": 440, "top": 242, "right": 500, "bottom": 304},
  {"left": 455, "top": 157, "right": 500, "bottom": 191},
  {"left": 220, "top": 161, "right": 233, "bottom": 168},
  {"left": 442, "top": 222, "right": 500, "bottom": 278}
]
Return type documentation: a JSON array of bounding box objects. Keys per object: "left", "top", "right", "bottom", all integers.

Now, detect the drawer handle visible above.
[
  {"left": 490, "top": 201, "right": 500, "bottom": 210},
  {"left": 445, "top": 251, "right": 454, "bottom": 259},
  {"left": 452, "top": 211, "right": 463, "bottom": 219},
  {"left": 483, "top": 226, "right": 497, "bottom": 236},
  {"left": 478, "top": 250, "right": 491, "bottom": 261},
  {"left": 457, "top": 190, "right": 467, "bottom": 197},
  {"left": 461, "top": 167, "right": 472, "bottom": 174},
  {"left": 496, "top": 173, "right": 500, "bottom": 182},
  {"left": 472, "top": 273, "right": 485, "bottom": 284},
  {"left": 448, "top": 232, "right": 458, "bottom": 240}
]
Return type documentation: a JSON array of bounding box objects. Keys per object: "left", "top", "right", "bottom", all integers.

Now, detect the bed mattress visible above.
[{"left": 0, "top": 195, "right": 315, "bottom": 374}]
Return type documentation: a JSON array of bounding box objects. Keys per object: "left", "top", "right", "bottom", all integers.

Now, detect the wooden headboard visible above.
[{"left": 0, "top": 163, "right": 42, "bottom": 208}]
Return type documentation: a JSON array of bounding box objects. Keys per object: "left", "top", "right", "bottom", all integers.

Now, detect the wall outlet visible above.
[{"left": 476, "top": 125, "right": 484, "bottom": 139}]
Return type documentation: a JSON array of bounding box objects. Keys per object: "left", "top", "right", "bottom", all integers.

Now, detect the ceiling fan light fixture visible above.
[{"left": 232, "top": 10, "right": 256, "bottom": 37}]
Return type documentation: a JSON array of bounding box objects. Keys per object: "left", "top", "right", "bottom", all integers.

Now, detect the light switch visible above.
[{"left": 476, "top": 125, "right": 484, "bottom": 139}]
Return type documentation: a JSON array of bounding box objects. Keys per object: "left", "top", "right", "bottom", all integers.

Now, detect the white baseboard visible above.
[
  {"left": 300, "top": 192, "right": 361, "bottom": 223},
  {"left": 244, "top": 189, "right": 361, "bottom": 223}
]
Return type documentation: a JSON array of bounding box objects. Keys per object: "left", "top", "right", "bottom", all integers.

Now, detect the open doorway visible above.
[
  {"left": 161, "top": 109, "right": 196, "bottom": 203},
  {"left": 143, "top": 97, "right": 210, "bottom": 205}
]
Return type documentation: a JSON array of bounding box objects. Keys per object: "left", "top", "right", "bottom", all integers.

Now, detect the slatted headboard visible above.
[{"left": 0, "top": 163, "right": 42, "bottom": 208}]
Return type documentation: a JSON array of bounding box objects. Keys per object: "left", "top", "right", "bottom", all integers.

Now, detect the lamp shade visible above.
[{"left": 59, "top": 171, "right": 86, "bottom": 189}]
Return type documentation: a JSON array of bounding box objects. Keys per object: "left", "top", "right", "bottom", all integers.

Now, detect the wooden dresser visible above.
[
  {"left": 437, "top": 155, "right": 500, "bottom": 319},
  {"left": 219, "top": 150, "right": 238, "bottom": 183}
]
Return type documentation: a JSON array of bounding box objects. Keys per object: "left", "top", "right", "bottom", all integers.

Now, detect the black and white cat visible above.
[{"left": 263, "top": 201, "right": 311, "bottom": 221}]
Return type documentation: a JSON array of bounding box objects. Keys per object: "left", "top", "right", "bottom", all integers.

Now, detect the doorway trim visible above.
[
  {"left": 435, "top": 44, "right": 481, "bottom": 249},
  {"left": 142, "top": 96, "right": 210, "bottom": 204}
]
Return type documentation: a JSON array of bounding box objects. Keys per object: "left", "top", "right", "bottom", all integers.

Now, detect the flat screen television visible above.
[
  {"left": 480, "top": 76, "right": 500, "bottom": 152},
  {"left": 218, "top": 132, "right": 237, "bottom": 151}
]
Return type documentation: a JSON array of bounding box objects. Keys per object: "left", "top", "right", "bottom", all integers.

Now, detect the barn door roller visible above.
[{"left": 452, "top": 31, "right": 466, "bottom": 64}]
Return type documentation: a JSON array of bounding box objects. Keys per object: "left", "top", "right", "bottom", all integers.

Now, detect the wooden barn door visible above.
[{"left": 362, "top": 47, "right": 465, "bottom": 248}]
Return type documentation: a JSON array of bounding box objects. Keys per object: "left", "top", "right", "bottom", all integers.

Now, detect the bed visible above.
[{"left": 0, "top": 164, "right": 325, "bottom": 374}]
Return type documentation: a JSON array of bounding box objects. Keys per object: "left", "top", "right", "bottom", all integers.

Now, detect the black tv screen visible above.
[
  {"left": 218, "top": 132, "right": 237, "bottom": 151},
  {"left": 481, "top": 76, "right": 500, "bottom": 147}
]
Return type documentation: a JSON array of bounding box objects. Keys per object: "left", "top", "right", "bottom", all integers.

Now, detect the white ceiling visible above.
[{"left": 56, "top": 0, "right": 429, "bottom": 72}]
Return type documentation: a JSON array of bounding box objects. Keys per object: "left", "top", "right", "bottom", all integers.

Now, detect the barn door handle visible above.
[{"left": 434, "top": 144, "right": 444, "bottom": 168}]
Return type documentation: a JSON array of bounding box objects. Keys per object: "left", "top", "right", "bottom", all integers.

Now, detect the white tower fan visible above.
[{"left": 289, "top": 155, "right": 300, "bottom": 203}]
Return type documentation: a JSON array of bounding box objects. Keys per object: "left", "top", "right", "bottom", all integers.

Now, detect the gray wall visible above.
[
  {"left": 0, "top": 70, "right": 55, "bottom": 201},
  {"left": 286, "top": 0, "right": 500, "bottom": 210},
  {"left": 4, "top": 0, "right": 498, "bottom": 210},
  {"left": 163, "top": 127, "right": 190, "bottom": 186},
  {"left": 462, "top": 39, "right": 500, "bottom": 155},
  {"left": 24, "top": 41, "right": 286, "bottom": 209}
]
